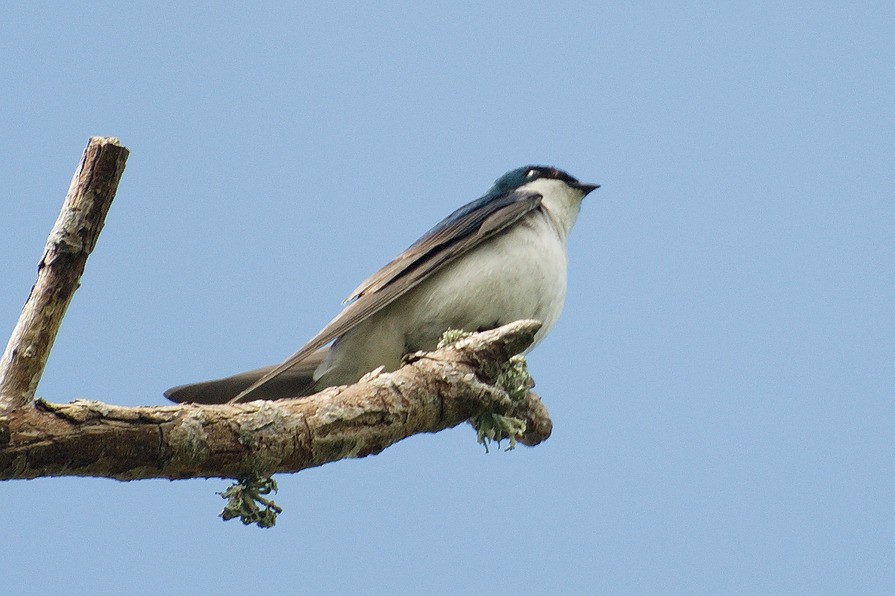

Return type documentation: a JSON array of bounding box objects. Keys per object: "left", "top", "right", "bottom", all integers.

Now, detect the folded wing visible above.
[{"left": 228, "top": 189, "right": 544, "bottom": 403}]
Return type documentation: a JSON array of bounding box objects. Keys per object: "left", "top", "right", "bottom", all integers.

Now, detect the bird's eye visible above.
[{"left": 526, "top": 169, "right": 539, "bottom": 179}]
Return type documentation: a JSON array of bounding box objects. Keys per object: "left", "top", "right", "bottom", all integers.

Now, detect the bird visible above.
[{"left": 164, "top": 165, "right": 599, "bottom": 404}]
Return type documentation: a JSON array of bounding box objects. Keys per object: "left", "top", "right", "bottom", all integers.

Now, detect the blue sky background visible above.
[{"left": 2, "top": 3, "right": 893, "bottom": 594}]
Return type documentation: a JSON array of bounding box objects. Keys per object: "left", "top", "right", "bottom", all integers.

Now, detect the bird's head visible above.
[{"left": 490, "top": 165, "right": 600, "bottom": 197}]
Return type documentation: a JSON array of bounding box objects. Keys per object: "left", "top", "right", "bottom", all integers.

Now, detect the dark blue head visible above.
[{"left": 487, "top": 165, "right": 592, "bottom": 196}]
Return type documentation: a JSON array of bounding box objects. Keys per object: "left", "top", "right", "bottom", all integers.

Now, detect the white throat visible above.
[{"left": 518, "top": 178, "right": 586, "bottom": 239}]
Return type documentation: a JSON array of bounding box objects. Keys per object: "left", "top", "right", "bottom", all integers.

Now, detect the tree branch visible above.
[
  {"left": 0, "top": 321, "right": 551, "bottom": 481},
  {"left": 0, "top": 137, "right": 128, "bottom": 414}
]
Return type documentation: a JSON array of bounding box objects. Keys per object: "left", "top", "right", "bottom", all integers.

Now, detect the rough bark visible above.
[
  {"left": 0, "top": 138, "right": 553, "bottom": 485},
  {"left": 0, "top": 321, "right": 552, "bottom": 481},
  {"left": 0, "top": 137, "right": 128, "bottom": 414}
]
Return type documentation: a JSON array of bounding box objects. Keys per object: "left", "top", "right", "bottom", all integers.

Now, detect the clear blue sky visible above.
[{"left": 2, "top": 3, "right": 893, "bottom": 594}]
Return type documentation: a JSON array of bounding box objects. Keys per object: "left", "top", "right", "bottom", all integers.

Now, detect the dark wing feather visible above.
[
  {"left": 229, "top": 190, "right": 543, "bottom": 403},
  {"left": 346, "top": 189, "right": 538, "bottom": 300}
]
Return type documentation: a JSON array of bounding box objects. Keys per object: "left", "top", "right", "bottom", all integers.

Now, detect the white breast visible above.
[
  {"left": 397, "top": 208, "right": 567, "bottom": 352},
  {"left": 314, "top": 177, "right": 586, "bottom": 387}
]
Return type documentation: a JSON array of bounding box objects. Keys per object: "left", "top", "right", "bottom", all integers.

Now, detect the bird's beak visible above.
[{"left": 573, "top": 182, "right": 600, "bottom": 195}]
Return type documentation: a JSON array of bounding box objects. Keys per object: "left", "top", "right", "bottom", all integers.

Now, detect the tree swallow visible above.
[{"left": 165, "top": 165, "right": 599, "bottom": 404}]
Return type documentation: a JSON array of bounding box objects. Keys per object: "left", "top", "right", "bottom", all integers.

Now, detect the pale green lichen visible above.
[
  {"left": 472, "top": 411, "right": 527, "bottom": 452},
  {"left": 496, "top": 355, "right": 531, "bottom": 403},
  {"left": 436, "top": 329, "right": 532, "bottom": 452},
  {"left": 472, "top": 354, "right": 531, "bottom": 451},
  {"left": 437, "top": 328, "right": 473, "bottom": 348},
  {"left": 218, "top": 476, "right": 282, "bottom": 528}
]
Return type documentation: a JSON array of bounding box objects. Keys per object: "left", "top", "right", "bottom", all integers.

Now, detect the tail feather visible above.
[{"left": 164, "top": 349, "right": 328, "bottom": 404}]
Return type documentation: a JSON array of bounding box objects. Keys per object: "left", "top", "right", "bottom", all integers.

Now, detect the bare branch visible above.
[
  {"left": 0, "top": 321, "right": 552, "bottom": 481},
  {"left": 0, "top": 137, "right": 128, "bottom": 414}
]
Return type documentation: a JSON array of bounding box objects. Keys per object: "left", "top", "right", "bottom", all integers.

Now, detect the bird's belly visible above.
[
  {"left": 400, "top": 214, "right": 567, "bottom": 352},
  {"left": 313, "top": 212, "right": 568, "bottom": 389}
]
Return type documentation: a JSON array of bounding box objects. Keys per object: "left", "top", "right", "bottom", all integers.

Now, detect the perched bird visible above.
[{"left": 165, "top": 165, "right": 598, "bottom": 404}]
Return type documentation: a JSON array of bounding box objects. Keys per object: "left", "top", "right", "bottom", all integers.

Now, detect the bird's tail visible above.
[{"left": 164, "top": 349, "right": 328, "bottom": 404}]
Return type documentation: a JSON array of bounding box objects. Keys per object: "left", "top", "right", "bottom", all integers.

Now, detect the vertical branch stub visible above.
[{"left": 0, "top": 137, "right": 129, "bottom": 414}]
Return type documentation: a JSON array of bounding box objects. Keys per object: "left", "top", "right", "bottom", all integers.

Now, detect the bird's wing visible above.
[{"left": 229, "top": 190, "right": 543, "bottom": 403}]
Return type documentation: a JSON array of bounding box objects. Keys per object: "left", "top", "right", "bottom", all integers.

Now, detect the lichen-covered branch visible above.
[
  {"left": 0, "top": 137, "right": 128, "bottom": 414},
  {"left": 0, "top": 321, "right": 552, "bottom": 481}
]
